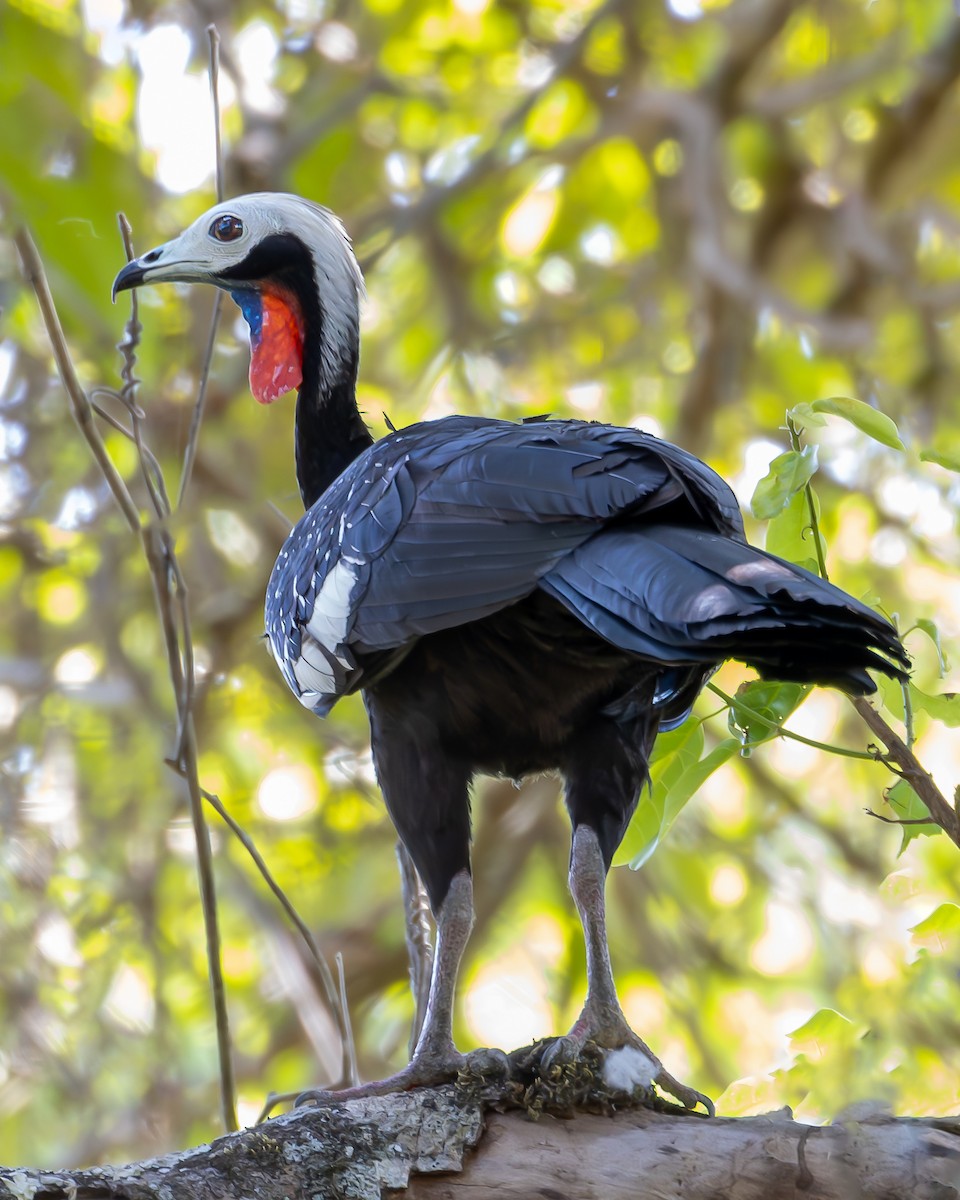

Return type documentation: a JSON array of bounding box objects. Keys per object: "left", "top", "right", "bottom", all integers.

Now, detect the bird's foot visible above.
[
  {"left": 540, "top": 1003, "right": 714, "bottom": 1117},
  {"left": 296, "top": 1044, "right": 463, "bottom": 1107},
  {"left": 295, "top": 1044, "right": 510, "bottom": 1108}
]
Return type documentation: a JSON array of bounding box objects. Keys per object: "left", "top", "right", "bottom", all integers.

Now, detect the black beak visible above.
[
  {"left": 112, "top": 259, "right": 147, "bottom": 301},
  {"left": 112, "top": 241, "right": 174, "bottom": 301}
]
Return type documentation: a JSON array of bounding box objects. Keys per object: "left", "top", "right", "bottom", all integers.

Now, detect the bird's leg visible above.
[
  {"left": 543, "top": 825, "right": 714, "bottom": 1116},
  {"left": 406, "top": 867, "right": 473, "bottom": 1073},
  {"left": 296, "top": 870, "right": 479, "bottom": 1106},
  {"left": 568, "top": 824, "right": 625, "bottom": 1034}
]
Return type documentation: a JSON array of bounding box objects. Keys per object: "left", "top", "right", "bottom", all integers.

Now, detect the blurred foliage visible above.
[{"left": 1, "top": 0, "right": 960, "bottom": 1168}]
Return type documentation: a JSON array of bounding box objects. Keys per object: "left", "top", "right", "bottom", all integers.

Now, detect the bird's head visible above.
[{"left": 112, "top": 192, "right": 364, "bottom": 405}]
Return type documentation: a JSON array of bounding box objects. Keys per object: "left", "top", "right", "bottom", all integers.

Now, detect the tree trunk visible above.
[{"left": 2, "top": 1087, "right": 957, "bottom": 1200}]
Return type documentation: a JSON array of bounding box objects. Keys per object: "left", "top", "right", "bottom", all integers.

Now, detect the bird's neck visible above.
[
  {"left": 295, "top": 330, "right": 372, "bottom": 510},
  {"left": 295, "top": 373, "right": 372, "bottom": 509}
]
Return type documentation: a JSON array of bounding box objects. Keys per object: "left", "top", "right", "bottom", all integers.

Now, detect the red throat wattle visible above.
[{"left": 249, "top": 288, "right": 304, "bottom": 404}]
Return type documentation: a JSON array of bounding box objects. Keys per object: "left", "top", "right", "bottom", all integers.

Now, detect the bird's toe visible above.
[
  {"left": 463, "top": 1046, "right": 511, "bottom": 1080},
  {"left": 653, "top": 1066, "right": 715, "bottom": 1117},
  {"left": 538, "top": 1033, "right": 580, "bottom": 1076},
  {"left": 295, "top": 1086, "right": 342, "bottom": 1108}
]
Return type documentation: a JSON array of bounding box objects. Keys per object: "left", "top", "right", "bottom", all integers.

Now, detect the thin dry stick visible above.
[
  {"left": 208, "top": 25, "right": 225, "bottom": 203},
  {"left": 141, "top": 524, "right": 238, "bottom": 1133},
  {"left": 114, "top": 243, "right": 238, "bottom": 1132},
  {"left": 864, "top": 808, "right": 937, "bottom": 828},
  {"left": 707, "top": 682, "right": 881, "bottom": 762},
  {"left": 164, "top": 762, "right": 356, "bottom": 1087},
  {"left": 113, "top": 249, "right": 239, "bottom": 1133},
  {"left": 254, "top": 948, "right": 359, "bottom": 1123},
  {"left": 782, "top": 418, "right": 959, "bottom": 850},
  {"left": 177, "top": 24, "right": 225, "bottom": 510},
  {"left": 16, "top": 226, "right": 239, "bottom": 1132},
  {"left": 853, "top": 695, "right": 960, "bottom": 847},
  {"left": 91, "top": 386, "right": 171, "bottom": 514},
  {"left": 117, "top": 215, "right": 172, "bottom": 520},
  {"left": 14, "top": 231, "right": 140, "bottom": 534},
  {"left": 177, "top": 301, "right": 222, "bottom": 508},
  {"left": 335, "top": 953, "right": 359, "bottom": 1088},
  {"left": 117, "top": 24, "right": 351, "bottom": 1110}
]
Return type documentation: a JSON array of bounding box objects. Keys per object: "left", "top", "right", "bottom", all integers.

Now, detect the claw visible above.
[
  {"left": 539, "top": 1022, "right": 713, "bottom": 1115},
  {"left": 654, "top": 1067, "right": 715, "bottom": 1117},
  {"left": 555, "top": 828, "right": 714, "bottom": 1117},
  {"left": 539, "top": 1034, "right": 578, "bottom": 1076}
]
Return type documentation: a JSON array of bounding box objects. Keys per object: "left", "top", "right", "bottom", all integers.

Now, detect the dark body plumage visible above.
[
  {"left": 114, "top": 193, "right": 909, "bottom": 1110},
  {"left": 267, "top": 414, "right": 906, "bottom": 908}
]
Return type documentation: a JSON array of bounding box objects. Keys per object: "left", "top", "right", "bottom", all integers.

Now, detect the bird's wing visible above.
[
  {"left": 266, "top": 417, "right": 744, "bottom": 713},
  {"left": 540, "top": 523, "right": 908, "bottom": 693}
]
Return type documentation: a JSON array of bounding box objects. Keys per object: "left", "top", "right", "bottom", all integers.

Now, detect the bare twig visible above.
[
  {"left": 864, "top": 808, "right": 938, "bottom": 827},
  {"left": 140, "top": 521, "right": 238, "bottom": 1134},
  {"left": 177, "top": 298, "right": 223, "bottom": 510},
  {"left": 750, "top": 37, "right": 901, "bottom": 119},
  {"left": 852, "top": 696, "right": 960, "bottom": 847},
  {"left": 117, "top": 216, "right": 172, "bottom": 520},
  {"left": 16, "top": 225, "right": 239, "bottom": 1131},
  {"left": 786, "top": 416, "right": 828, "bottom": 580},
  {"left": 88, "top": 386, "right": 170, "bottom": 511},
  {"left": 116, "top": 215, "right": 142, "bottom": 402},
  {"left": 772, "top": 418, "right": 957, "bottom": 847},
  {"left": 177, "top": 25, "right": 226, "bottom": 510},
  {"left": 208, "top": 25, "right": 224, "bottom": 203},
  {"left": 165, "top": 761, "right": 356, "bottom": 1088},
  {"left": 708, "top": 682, "right": 882, "bottom": 762},
  {"left": 354, "top": 0, "right": 632, "bottom": 266},
  {"left": 14, "top": 230, "right": 140, "bottom": 534},
  {"left": 335, "top": 953, "right": 359, "bottom": 1088}
]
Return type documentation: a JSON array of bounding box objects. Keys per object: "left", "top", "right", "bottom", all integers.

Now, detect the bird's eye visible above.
[{"left": 210, "top": 214, "right": 244, "bottom": 242}]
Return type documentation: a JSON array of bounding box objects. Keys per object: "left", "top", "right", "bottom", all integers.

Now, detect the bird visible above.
[{"left": 113, "top": 192, "right": 909, "bottom": 1115}]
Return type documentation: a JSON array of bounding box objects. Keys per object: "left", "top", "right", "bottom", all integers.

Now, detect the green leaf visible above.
[
  {"left": 886, "top": 778, "right": 938, "bottom": 855},
  {"left": 617, "top": 719, "right": 704, "bottom": 868},
  {"left": 788, "top": 1008, "right": 856, "bottom": 1053},
  {"left": 875, "top": 672, "right": 906, "bottom": 722},
  {"left": 919, "top": 448, "right": 960, "bottom": 473},
  {"left": 626, "top": 735, "right": 738, "bottom": 870},
  {"left": 807, "top": 396, "right": 905, "bottom": 451},
  {"left": 751, "top": 445, "right": 819, "bottom": 521},
  {"left": 913, "top": 618, "right": 949, "bottom": 675},
  {"left": 647, "top": 715, "right": 705, "bottom": 777},
  {"left": 764, "top": 488, "right": 823, "bottom": 573},
  {"left": 908, "top": 685, "right": 960, "bottom": 727},
  {"left": 785, "top": 401, "right": 828, "bottom": 429},
  {"left": 661, "top": 737, "right": 738, "bottom": 823},
  {"left": 726, "top": 679, "right": 810, "bottom": 750},
  {"left": 909, "top": 903, "right": 960, "bottom": 950}
]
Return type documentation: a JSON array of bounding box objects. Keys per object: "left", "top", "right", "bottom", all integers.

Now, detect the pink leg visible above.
[
  {"left": 543, "top": 826, "right": 714, "bottom": 1115},
  {"left": 298, "top": 870, "right": 480, "bottom": 1104}
]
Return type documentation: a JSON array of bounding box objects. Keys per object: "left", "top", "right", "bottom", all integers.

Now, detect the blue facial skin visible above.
[{"left": 231, "top": 290, "right": 263, "bottom": 343}]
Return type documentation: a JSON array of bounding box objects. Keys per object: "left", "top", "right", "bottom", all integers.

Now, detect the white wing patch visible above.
[
  {"left": 290, "top": 558, "right": 358, "bottom": 707},
  {"left": 292, "top": 635, "right": 338, "bottom": 703},
  {"left": 305, "top": 558, "right": 356, "bottom": 662}
]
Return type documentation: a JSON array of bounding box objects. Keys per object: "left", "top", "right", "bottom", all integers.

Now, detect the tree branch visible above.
[
  {"left": 0, "top": 1090, "right": 955, "bottom": 1200},
  {"left": 851, "top": 695, "right": 960, "bottom": 847}
]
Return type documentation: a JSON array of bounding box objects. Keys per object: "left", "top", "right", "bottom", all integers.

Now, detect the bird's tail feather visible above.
[{"left": 540, "top": 525, "right": 908, "bottom": 695}]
